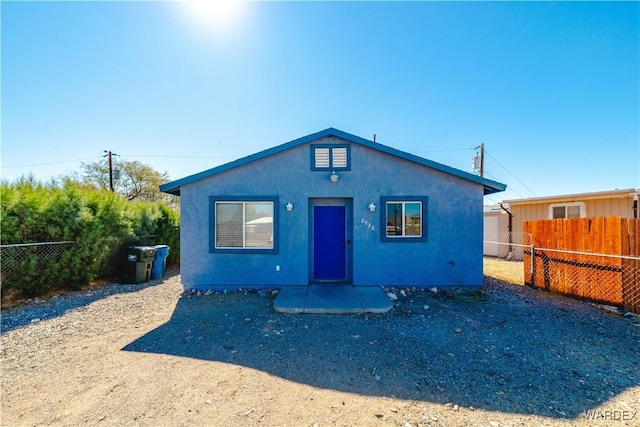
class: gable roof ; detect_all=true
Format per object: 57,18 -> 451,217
160,127 -> 506,196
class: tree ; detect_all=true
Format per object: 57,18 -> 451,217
69,158 -> 179,208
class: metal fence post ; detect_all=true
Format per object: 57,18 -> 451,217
530,243 -> 535,288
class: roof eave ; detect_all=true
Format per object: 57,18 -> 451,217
159,127 -> 507,196
505,188 -> 639,204
483,182 -> 507,196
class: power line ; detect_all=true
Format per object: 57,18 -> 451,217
483,170 -> 529,199
412,147 -> 471,154
484,196 -> 501,205
4,154 -> 231,169
484,150 -> 537,197
119,154 -> 230,159
3,156 -> 103,169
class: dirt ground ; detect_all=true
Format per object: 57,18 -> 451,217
1,272 -> 639,426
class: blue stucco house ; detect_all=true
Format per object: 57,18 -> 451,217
160,128 -> 505,291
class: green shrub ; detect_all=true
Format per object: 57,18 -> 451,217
0,177 -> 180,297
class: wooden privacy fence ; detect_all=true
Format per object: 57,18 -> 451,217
523,217 -> 640,314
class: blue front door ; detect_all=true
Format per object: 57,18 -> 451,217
313,205 -> 347,280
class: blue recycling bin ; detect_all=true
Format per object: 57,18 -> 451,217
150,245 -> 170,279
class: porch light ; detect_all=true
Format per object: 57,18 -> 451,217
329,171 -> 339,182
368,202 -> 376,212
286,202 -> 293,211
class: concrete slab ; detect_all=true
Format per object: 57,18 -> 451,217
305,285 -> 362,314
355,287 -> 394,313
273,284 -> 392,314
272,286 -> 307,314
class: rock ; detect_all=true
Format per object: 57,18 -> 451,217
423,305 -> 429,310
430,287 -> 438,293
271,290 -> 279,296
387,292 -> 398,301
454,328 -> 462,333
600,305 -> 619,314
400,290 -> 406,297
205,399 -> 212,405
31,318 -> 41,323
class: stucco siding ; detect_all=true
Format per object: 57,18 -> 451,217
178,136 -> 486,290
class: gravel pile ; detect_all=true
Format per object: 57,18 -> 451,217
1,273 -> 639,426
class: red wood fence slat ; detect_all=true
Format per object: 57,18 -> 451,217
523,216 -> 639,313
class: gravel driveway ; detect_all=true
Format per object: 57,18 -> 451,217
1,271 -> 639,426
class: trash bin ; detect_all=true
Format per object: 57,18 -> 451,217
125,246 -> 157,284
150,245 -> 170,280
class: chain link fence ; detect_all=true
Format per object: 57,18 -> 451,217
527,248 -> 639,313
484,232 -> 640,313
483,232 -> 531,285
1,241 -> 76,288
1,238 -> 171,297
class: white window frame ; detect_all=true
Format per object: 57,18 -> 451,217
380,196 -> 428,242
210,197 -> 279,254
548,202 -> 586,219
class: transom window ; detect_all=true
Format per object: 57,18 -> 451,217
380,196 -> 428,242
311,144 -> 350,170
549,202 -> 585,219
210,197 -> 279,253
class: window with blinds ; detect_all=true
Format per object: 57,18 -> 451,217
311,144 -> 350,170
549,202 -> 585,219
214,201 -> 274,249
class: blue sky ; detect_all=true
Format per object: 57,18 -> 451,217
2,1 -> 638,203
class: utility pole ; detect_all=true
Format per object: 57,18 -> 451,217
103,150 -> 117,192
473,143 -> 485,177
479,143 -> 484,177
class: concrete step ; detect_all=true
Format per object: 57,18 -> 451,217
273,284 -> 392,314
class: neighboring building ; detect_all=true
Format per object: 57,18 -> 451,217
160,128 -> 506,291
483,204 -> 511,257
504,188 -> 639,236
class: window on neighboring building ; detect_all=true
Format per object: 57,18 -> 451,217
311,144 -> 350,170
549,202 -> 585,219
210,197 -> 279,253
380,196 -> 428,242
